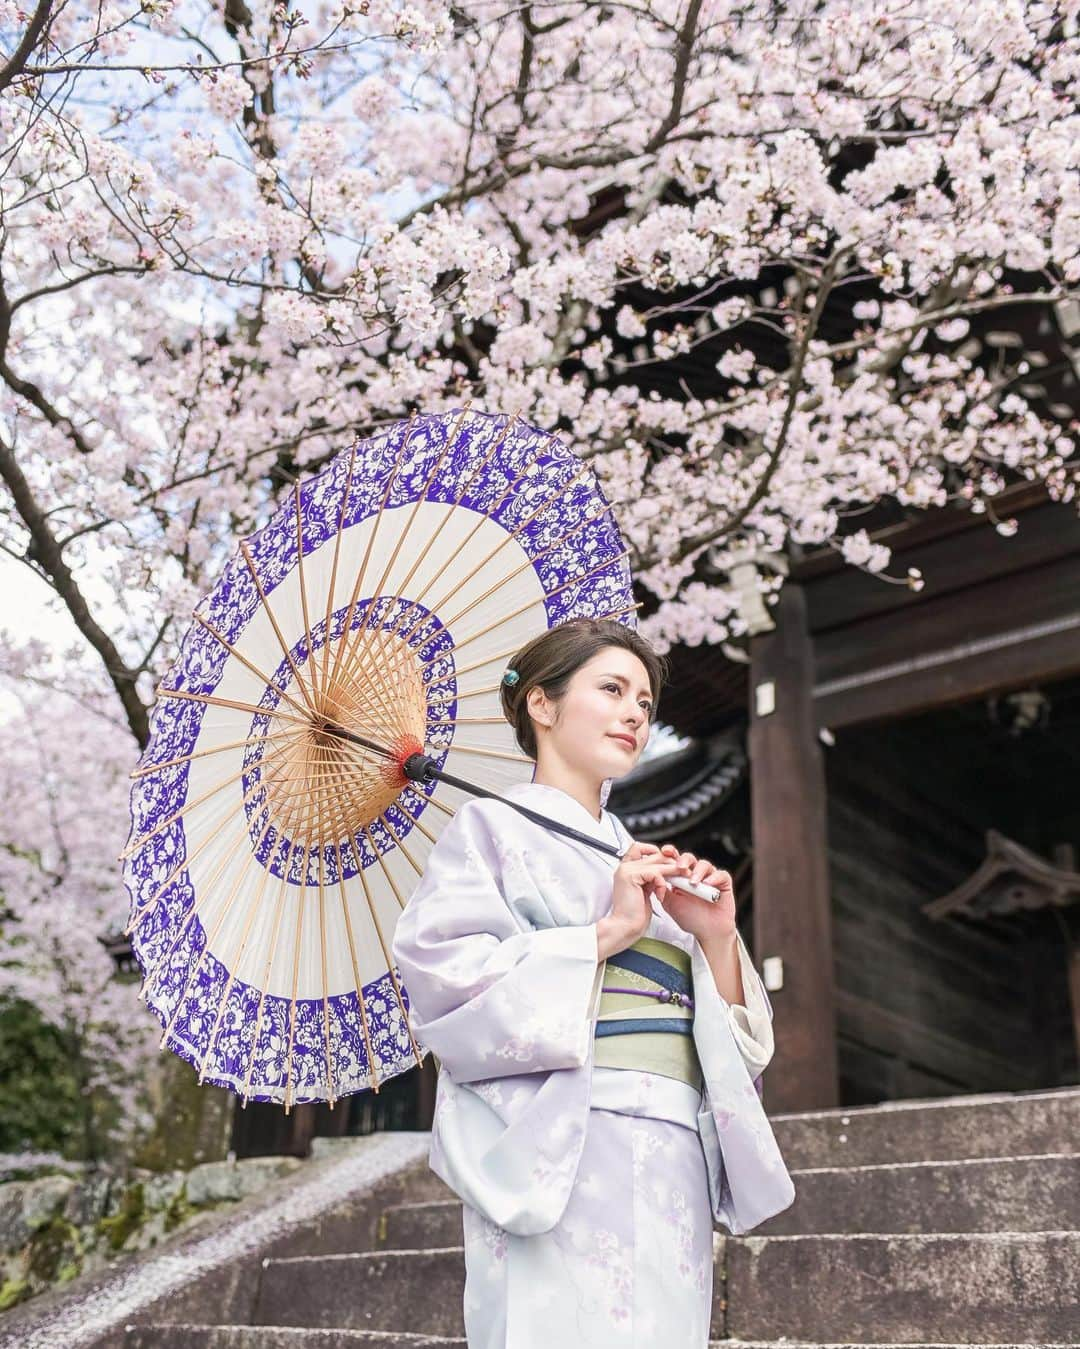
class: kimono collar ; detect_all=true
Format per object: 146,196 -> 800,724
502,781 -> 632,853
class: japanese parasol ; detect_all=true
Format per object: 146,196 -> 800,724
121,408 -> 637,1109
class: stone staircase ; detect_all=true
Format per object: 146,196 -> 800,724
7,1087 -> 1077,1348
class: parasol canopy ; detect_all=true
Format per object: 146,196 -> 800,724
121,408 -> 636,1109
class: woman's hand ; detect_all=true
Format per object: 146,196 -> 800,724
654,843 -> 738,944
596,841 -> 681,960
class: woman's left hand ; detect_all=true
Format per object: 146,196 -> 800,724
654,843 -> 737,942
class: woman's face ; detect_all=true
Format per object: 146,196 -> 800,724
529,646 -> 654,778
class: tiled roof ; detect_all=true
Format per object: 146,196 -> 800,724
611,743 -> 747,837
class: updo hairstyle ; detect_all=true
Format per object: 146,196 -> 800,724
499,618 -> 668,760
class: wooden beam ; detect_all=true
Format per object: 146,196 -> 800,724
814,554 -> 1080,729
748,584 -> 839,1110
806,500 -> 1080,635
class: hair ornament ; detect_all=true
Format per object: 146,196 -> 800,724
501,667 -> 520,687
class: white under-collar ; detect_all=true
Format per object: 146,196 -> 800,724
503,780 -> 630,850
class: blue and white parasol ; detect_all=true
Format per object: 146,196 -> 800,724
121,409 -> 636,1109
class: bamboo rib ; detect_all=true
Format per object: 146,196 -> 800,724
332,835 -> 379,1094
239,540 -> 320,719
333,409 -> 522,690
388,791 -> 452,846
256,746 -> 393,846
409,787 -> 457,818
129,732 -> 300,781
435,504 -> 615,638
379,451 -> 579,673
418,549 -> 632,679
193,830 -> 283,1088
320,448 -> 358,706
424,716 -> 509,727
377,422 -> 551,660
240,825 -> 305,1104
440,602 -> 643,693
156,687 -> 315,733
350,829 -> 424,1069
353,406 -> 495,663
422,596 -> 641,696
314,757 -> 335,1107
372,807 -> 425,880
137,800 -> 273,1000
125,762 -> 281,936
154,803 -> 279,1044
327,450 -> 440,720
192,612 -> 314,726
323,413 -> 419,733
320,635 -> 417,775
405,462 -> 595,659
328,409 -> 468,694
282,807 -> 309,1114
120,730 -> 302,861
294,480 -> 324,714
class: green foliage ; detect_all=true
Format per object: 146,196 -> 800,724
0,999 -> 83,1155
0,1277 -> 30,1312
26,1215 -> 82,1284
97,1181 -> 145,1252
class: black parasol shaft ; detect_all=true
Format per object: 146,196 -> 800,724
321,722 -> 622,861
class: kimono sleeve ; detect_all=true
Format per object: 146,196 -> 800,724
692,928 -> 795,1234
724,932 -> 774,1080
391,799 -> 604,1085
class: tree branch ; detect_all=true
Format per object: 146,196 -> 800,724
0,0 -> 52,96
0,433 -> 148,746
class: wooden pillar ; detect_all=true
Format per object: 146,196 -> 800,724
748,583 -> 839,1110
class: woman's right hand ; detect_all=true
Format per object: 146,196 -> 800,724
596,843 -> 682,960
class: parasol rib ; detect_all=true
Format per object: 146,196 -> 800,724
351,829 -> 425,1068
332,834 -> 380,1092
239,539 -> 321,719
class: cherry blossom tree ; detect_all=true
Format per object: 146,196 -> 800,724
0,673 -> 156,1158
0,0 -> 1078,1143
2,0 -> 1078,720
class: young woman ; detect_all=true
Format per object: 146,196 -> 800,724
392,618 -> 794,1348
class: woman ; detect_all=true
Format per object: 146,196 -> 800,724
392,617 -> 794,1348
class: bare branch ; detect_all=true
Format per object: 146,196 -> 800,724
0,433 -> 148,746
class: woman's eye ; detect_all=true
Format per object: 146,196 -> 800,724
604,683 -> 651,714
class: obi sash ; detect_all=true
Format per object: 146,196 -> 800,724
594,936 -> 702,1091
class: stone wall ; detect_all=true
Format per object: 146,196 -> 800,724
0,1154 -> 300,1312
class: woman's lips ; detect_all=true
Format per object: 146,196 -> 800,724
609,734 -> 636,750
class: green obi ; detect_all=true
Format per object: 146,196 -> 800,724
594,936 -> 702,1091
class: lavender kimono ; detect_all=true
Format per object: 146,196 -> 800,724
392,781 -> 795,1347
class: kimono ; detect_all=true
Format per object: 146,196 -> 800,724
391,781 -> 795,1348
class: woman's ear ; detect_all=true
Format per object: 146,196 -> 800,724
527,685 -> 552,728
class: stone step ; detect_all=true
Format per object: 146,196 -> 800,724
255,1250 -> 466,1339
122,1332 -> 1078,1349
255,1233 -> 1080,1343
725,1232 -> 1080,1343
125,1330 -> 467,1348
380,1200 -> 462,1250
377,1152 -> 1079,1249
770,1085 -> 1080,1169
123,1332 -> 1079,1349
760,1152 -> 1079,1235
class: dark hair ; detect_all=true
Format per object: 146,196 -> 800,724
499,618 -> 669,760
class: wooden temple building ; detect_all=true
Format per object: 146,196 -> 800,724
617,480 -> 1080,1114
